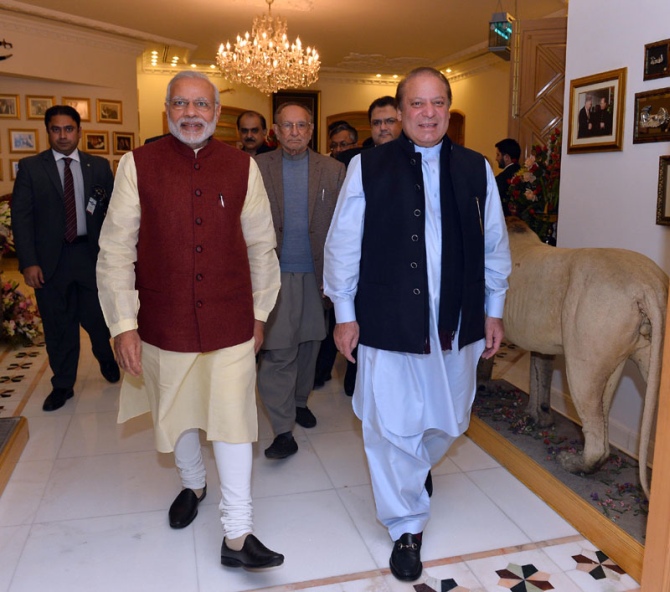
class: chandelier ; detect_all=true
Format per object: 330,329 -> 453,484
216,0 -> 320,95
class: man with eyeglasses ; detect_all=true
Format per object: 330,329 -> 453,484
255,102 -> 346,459
11,104 -> 120,412
328,120 -> 358,157
236,110 -> 274,156
96,71 -> 284,570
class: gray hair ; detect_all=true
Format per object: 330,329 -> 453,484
165,71 -> 220,106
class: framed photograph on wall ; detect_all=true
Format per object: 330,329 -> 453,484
656,156 -> 670,225
567,68 -> 626,153
112,132 -> 134,154
0,94 -> 20,119
83,130 -> 109,154
9,129 -> 38,153
644,39 -> 670,81
63,97 -> 91,122
633,87 -> 670,144
271,90 -> 320,152
10,160 -> 20,181
26,95 -> 55,119
97,99 -> 122,124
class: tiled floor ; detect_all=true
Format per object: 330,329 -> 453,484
0,259 -> 641,592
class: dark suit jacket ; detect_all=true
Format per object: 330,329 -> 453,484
254,148 -> 345,299
11,149 -> 114,280
495,162 -> 520,216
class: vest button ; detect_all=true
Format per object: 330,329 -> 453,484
196,300 -> 203,308
415,184 -> 422,192
410,262 -> 418,269
194,163 -> 201,170
413,288 -> 421,295
195,189 -> 202,197
196,274 -> 203,281
410,158 -> 416,165
196,245 -> 203,253
414,209 -> 421,217
195,217 -> 202,225
411,234 -> 419,242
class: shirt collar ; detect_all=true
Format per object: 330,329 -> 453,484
52,148 -> 80,163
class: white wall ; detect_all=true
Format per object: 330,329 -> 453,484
554,0 -> 670,457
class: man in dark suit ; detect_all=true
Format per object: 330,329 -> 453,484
494,137 -> 521,216
255,102 -> 345,459
11,105 -> 119,411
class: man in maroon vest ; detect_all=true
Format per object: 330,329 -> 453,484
96,71 -> 283,570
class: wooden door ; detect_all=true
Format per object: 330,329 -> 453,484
508,17 -> 567,155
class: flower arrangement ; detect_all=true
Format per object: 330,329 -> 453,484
1,277 -> 42,346
0,201 -> 15,255
507,128 -> 561,244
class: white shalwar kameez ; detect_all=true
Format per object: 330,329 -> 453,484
323,144 -> 511,541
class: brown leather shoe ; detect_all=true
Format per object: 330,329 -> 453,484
221,534 -> 284,569
168,485 -> 206,528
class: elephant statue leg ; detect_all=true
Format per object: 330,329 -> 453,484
527,352 -> 555,427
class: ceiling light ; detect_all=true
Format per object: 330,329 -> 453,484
489,11 -> 514,61
216,0 -> 320,95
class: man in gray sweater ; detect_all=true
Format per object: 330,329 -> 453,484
255,102 -> 346,459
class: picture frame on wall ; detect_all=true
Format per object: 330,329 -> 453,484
644,39 -> 670,81
0,94 -> 20,119
10,160 -> 20,181
112,132 -> 134,154
567,67 -> 626,154
63,97 -> 91,122
633,87 -> 670,144
271,90 -> 320,152
97,99 -> 122,124
656,156 -> 670,225
83,130 -> 109,154
9,129 -> 38,153
26,95 -> 55,119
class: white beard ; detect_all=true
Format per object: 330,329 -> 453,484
168,115 -> 217,149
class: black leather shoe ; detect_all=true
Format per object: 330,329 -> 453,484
389,532 -> 423,582
99,360 -> 121,383
264,433 -> 298,459
221,534 -> 284,570
42,388 -> 74,412
295,406 -> 316,428
425,470 -> 433,498
168,485 -> 207,528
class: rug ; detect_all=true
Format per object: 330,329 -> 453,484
0,339 -> 48,418
473,379 -> 647,544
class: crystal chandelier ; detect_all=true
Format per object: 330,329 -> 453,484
216,0 -> 320,95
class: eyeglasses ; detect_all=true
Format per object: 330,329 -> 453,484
277,121 -> 311,132
329,141 -> 356,150
169,98 -> 213,112
371,117 -> 398,128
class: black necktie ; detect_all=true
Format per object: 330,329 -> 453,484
63,157 -> 77,242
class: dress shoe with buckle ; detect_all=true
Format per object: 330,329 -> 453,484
221,534 -> 284,570
264,432 -> 298,459
42,387 -> 74,412
425,470 -> 433,498
99,360 -> 121,383
295,406 -> 316,428
168,485 -> 207,529
389,532 -> 423,582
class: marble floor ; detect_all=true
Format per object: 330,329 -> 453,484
0,265 -> 641,591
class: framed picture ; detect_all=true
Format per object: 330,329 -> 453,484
112,160 -> 120,175
113,132 -> 134,154
656,156 -> 670,225
10,160 -> 20,181
272,90 -> 320,152
63,97 -> 90,122
83,130 -> 109,154
644,39 -> 670,81
26,95 -> 55,119
567,68 -> 626,153
633,87 -> 670,144
8,129 -> 38,153
97,99 -> 122,124
0,94 -> 20,119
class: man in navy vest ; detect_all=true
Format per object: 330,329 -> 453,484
324,67 -> 511,582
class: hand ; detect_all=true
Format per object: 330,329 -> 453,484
481,317 -> 504,359
22,265 -> 44,289
253,320 -> 265,354
113,330 -> 142,377
334,321 -> 359,363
